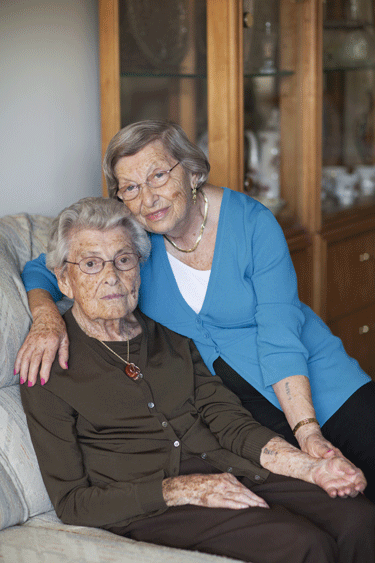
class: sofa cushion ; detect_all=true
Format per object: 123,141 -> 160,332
0,511 -> 239,563
0,213 -> 52,388
0,385 -> 53,530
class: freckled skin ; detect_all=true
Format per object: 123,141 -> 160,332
56,227 -> 141,340
162,473 -> 270,509
114,140 -> 197,239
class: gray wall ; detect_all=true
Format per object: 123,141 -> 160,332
0,0 -> 102,217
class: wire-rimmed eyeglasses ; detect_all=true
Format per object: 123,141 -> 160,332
117,162 -> 180,201
64,253 -> 140,275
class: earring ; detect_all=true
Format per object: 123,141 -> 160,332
192,184 -> 197,204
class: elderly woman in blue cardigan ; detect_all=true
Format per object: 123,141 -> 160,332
16,120 -> 375,503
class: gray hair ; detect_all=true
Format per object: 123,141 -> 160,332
46,197 -> 151,272
103,120 -> 210,199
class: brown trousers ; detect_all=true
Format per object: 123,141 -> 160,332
110,458 -> 375,563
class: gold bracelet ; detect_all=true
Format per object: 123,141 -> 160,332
292,418 -> 319,436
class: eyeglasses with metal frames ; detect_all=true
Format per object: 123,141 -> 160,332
117,161 -> 180,201
64,253 -> 140,275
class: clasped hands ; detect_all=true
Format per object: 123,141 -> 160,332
163,436 -> 366,510
294,425 -> 366,498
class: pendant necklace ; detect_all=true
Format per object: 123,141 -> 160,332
164,190 -> 208,253
98,338 -> 142,380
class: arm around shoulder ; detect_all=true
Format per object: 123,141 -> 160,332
15,288 -> 69,386
22,253 -> 64,302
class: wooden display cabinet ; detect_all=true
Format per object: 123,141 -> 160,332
99,0 -> 375,376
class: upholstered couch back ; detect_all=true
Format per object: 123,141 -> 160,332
0,214 -> 55,529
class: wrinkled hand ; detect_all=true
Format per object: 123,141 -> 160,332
162,473 -> 269,509
311,456 -> 367,498
15,310 -> 69,386
298,429 -> 342,459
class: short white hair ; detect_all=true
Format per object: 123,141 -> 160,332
46,197 -> 151,272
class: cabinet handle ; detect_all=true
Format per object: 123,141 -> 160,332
359,252 -> 371,262
359,325 -> 370,334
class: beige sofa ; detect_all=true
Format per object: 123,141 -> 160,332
0,213 -> 238,563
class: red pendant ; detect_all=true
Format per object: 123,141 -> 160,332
125,363 -> 142,380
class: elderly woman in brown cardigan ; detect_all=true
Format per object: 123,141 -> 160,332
20,197 -> 374,563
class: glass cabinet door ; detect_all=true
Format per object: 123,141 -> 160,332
322,0 -> 375,220
118,0 -> 207,146
242,0 -> 301,226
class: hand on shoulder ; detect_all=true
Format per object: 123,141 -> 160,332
15,290 -> 69,386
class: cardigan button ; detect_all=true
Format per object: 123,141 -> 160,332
226,467 -> 233,473
201,453 -> 207,459
148,402 -> 155,409
254,475 -> 261,481
173,441 -> 180,448
161,421 -> 168,428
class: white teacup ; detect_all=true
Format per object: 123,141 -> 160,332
321,166 -> 348,194
355,165 -> 375,196
334,171 -> 359,207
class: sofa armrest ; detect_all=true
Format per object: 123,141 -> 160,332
0,213 -> 53,388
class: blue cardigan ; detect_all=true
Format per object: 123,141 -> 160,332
22,188 -> 370,425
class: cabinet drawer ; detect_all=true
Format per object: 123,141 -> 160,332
329,305 -> 375,380
326,230 -> 375,321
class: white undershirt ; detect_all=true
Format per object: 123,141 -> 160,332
167,252 -> 211,314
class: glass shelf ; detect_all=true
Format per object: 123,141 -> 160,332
324,63 -> 375,71
324,20 -> 375,28
323,16 -> 375,71
121,72 -> 207,79
120,70 -> 294,80
244,69 -> 294,78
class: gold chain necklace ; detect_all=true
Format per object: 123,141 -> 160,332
98,338 -> 143,380
163,190 -> 208,253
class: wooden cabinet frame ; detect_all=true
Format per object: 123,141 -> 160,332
99,0 -> 120,195
206,0 -> 243,191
